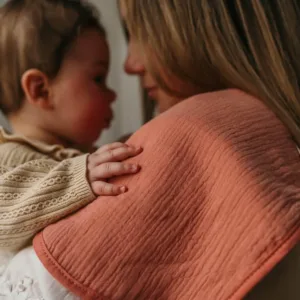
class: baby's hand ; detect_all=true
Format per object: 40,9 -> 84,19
87,142 -> 142,196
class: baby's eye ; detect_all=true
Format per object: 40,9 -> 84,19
94,76 -> 105,84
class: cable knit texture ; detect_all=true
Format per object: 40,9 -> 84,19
0,128 -> 95,251
34,90 -> 300,300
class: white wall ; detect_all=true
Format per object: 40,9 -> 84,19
0,0 -> 10,131
0,0 -> 143,145
0,0 -> 16,130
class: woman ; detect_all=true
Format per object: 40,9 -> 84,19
2,0 -> 300,299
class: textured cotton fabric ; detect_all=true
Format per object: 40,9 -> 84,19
34,90 -> 300,300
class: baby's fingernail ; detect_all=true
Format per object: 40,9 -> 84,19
130,164 -> 139,171
130,146 -> 142,151
119,186 -> 127,193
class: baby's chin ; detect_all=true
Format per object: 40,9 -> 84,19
74,142 -> 97,153
73,134 -> 102,152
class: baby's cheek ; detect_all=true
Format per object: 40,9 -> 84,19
71,96 -> 108,140
81,111 -> 105,136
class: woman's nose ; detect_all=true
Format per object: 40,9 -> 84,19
124,52 -> 145,75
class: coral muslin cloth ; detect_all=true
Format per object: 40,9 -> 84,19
34,90 -> 300,299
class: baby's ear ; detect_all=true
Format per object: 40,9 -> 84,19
21,69 -> 53,110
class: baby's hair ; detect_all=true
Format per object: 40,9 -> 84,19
0,0 -> 105,114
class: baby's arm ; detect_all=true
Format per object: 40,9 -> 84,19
0,142 -> 141,250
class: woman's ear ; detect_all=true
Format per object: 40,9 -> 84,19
21,69 -> 54,110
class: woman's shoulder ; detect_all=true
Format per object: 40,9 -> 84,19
158,89 -> 282,133
130,89 -> 293,164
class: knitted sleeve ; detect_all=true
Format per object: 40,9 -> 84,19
0,142 -> 95,251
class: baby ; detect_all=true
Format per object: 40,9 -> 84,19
0,0 -> 141,252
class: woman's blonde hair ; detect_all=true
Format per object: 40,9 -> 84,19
0,0 -> 105,114
124,0 -> 300,145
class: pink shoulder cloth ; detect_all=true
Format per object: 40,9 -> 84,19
34,90 -> 300,300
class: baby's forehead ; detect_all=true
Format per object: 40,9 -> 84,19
67,28 -> 109,67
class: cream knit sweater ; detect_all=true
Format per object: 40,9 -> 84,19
0,127 -> 95,251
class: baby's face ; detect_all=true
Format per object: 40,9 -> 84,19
50,28 -> 116,147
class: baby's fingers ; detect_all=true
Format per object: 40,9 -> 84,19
95,146 -> 143,165
96,142 -> 126,154
90,162 -> 140,181
91,181 -> 127,196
